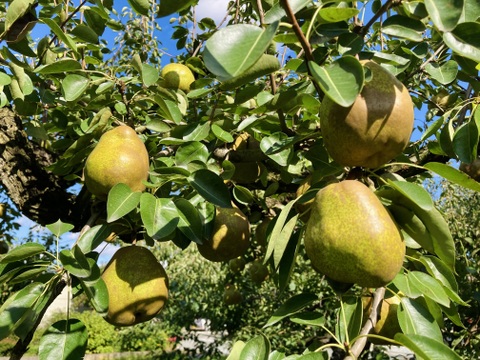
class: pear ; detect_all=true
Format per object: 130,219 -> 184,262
161,63 -> 195,92
304,180 -> 405,288
224,284 -> 243,306
0,203 -> 5,218
363,293 -> 402,344
320,60 -> 414,168
229,257 -> 246,273
84,126 -> 149,200
197,207 -> 250,262
102,245 -> 169,326
0,240 -> 8,254
248,260 -> 269,285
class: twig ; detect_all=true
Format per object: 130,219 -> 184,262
355,0 -> 401,37
344,287 -> 386,359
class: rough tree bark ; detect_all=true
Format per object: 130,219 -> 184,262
0,107 -> 88,230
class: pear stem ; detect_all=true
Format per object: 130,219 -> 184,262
344,287 -> 386,360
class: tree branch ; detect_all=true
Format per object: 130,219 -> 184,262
355,0 -> 402,37
0,108 -> 90,231
345,287 -> 386,359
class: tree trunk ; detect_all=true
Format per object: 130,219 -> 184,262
0,107 -> 89,230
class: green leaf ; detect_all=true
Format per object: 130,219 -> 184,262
425,60 -> 458,85
204,22 -> 279,81
443,22 -> 480,62
452,119 -> 479,163
264,0 -> 311,24
189,169 -> 232,208
70,24 -> 99,43
79,277 -> 109,314
211,124 -> 234,142
62,74 -> 89,102
290,312 -> 325,327
233,185 -> 255,205
76,224 -> 112,254
140,193 -> 179,240
226,340 -> 246,360
273,214 -> 299,269
175,141 -> 209,167
175,198 -> 203,244
0,282 -> 45,340
424,0 -> 463,31
318,7 -> 360,23
40,18 -> 77,53
392,273 -> 424,299
385,180 -> 434,211
264,293 -> 317,328
0,243 -> 45,264
157,0 -> 196,17
39,319 -> 88,360
336,297 -> 363,345
240,334 -> 270,360
382,15 -> 426,42
395,333 -> 462,360
4,0 -> 36,31
59,248 -> 91,279
106,183 -> 142,222
260,132 -> 293,167
398,297 -> 443,342
424,162 -> 480,192
264,200 -> 297,263
406,271 -> 450,307
142,63 -> 159,87
46,219 -> 74,238
128,0 -> 150,16
153,95 -> 183,124
35,58 -> 82,74
219,54 -> 280,90
278,231 -> 301,294
309,56 -> 364,107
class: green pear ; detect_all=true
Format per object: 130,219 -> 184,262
84,126 -> 150,200
229,257 -> 246,273
363,293 -> 402,344
248,260 -> 269,285
102,245 -> 169,327
320,60 -> 414,168
161,63 -> 195,92
304,180 -> 405,288
197,207 -> 250,262
224,284 -> 243,306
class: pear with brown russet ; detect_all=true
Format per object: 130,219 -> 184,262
102,246 -> 169,327
320,60 -> 414,168
84,126 -> 150,200
304,180 -> 405,288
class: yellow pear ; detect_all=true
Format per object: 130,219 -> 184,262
161,63 -> 195,92
197,207 -> 250,262
84,126 -> 150,200
304,180 -> 405,288
102,246 -> 169,326
0,203 -> 5,218
363,293 -> 402,344
320,60 -> 414,168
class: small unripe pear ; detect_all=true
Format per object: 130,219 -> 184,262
161,63 -> 195,92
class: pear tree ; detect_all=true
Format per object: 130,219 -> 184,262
0,0 -> 479,359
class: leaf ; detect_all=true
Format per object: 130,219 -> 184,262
153,95 -> 183,124
62,74 -> 89,102
277,229 -> 301,293
189,169 -> 232,208
79,277 -> 109,314
76,224 -> 112,254
382,15 -> 426,42
128,0 -> 150,16
175,141 -> 209,167
406,271 -> 451,307
46,219 -> 74,237
39,319 -> 88,360
318,7 -> 360,23
336,297 -> 363,345
4,0 -> 36,31
204,22 -> 279,81
395,333 -> 462,360
211,123 -> 234,142
106,183 -> 142,222
385,180 -> 434,211
142,63 -> 159,87
240,334 -> 270,360
59,248 -> 91,279
393,273 -> 424,299
264,200 -> 297,263
290,312 -> 325,327
140,193 -> 179,240
39,18 -> 77,53
0,282 -> 45,340
175,198 -> 203,244
264,0 -> 311,24
226,340 -> 246,360
0,243 -> 45,264
260,132 -> 293,167
157,0 -> 196,18
425,60 -> 459,85
443,22 -> 480,62
398,297 -> 443,342
424,162 -> 480,192
452,119 -> 479,163
424,0 -> 464,32
273,214 -> 299,269
309,56 -> 364,107
70,24 -> 99,44
219,54 -> 280,90
264,293 -> 317,328
233,185 -> 255,205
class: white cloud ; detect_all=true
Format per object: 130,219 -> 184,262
195,0 -> 231,24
